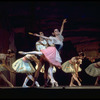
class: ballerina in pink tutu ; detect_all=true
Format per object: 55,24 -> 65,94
19,44 -> 62,87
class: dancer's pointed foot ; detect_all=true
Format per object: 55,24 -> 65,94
50,80 -> 58,87
69,83 -> 76,87
35,81 -> 40,87
94,83 -> 99,86
78,83 -> 82,86
9,83 -> 14,88
22,84 -> 29,88
54,81 -> 58,87
11,85 -> 14,88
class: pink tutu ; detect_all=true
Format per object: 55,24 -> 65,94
41,47 -> 62,68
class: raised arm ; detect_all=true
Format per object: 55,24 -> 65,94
60,19 -> 67,34
28,32 -> 51,40
18,51 -> 43,55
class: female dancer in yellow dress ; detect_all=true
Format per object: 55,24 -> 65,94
12,54 -> 40,87
85,61 -> 100,86
62,52 -> 84,86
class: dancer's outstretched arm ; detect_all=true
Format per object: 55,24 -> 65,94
60,18 -> 67,34
18,51 -> 43,55
29,32 -> 51,40
34,33 -> 52,41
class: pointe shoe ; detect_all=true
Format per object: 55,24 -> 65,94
51,82 -> 54,87
50,80 -> 54,87
50,80 -> 58,87
11,85 -> 14,88
35,81 -> 40,87
69,84 -> 76,87
94,83 -> 99,86
78,83 -> 82,86
8,82 -> 14,88
22,84 -> 29,88
10,84 -> 14,88
54,81 -> 58,87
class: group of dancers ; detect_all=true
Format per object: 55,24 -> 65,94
0,18 -> 100,88
17,18 -> 67,87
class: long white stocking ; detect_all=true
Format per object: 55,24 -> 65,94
27,74 -> 34,81
22,77 -> 29,87
27,74 -> 40,87
48,66 -> 54,81
48,66 -> 58,87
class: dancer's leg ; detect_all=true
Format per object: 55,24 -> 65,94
0,72 -> 14,87
44,60 -> 49,87
22,76 -> 29,87
69,74 -> 76,86
34,81 -> 40,87
48,66 -> 54,80
27,74 -> 34,81
73,74 -> 81,86
95,76 -> 100,86
32,55 -> 44,87
48,66 -> 58,87
34,62 -> 43,81
27,74 -> 40,87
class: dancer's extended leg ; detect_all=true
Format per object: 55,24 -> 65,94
0,72 -> 14,87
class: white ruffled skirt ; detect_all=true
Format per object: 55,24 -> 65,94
12,58 -> 35,74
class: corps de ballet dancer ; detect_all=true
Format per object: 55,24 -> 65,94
12,54 -> 40,87
85,61 -> 100,86
62,52 -> 84,86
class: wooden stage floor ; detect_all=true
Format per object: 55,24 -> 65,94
0,85 -> 100,99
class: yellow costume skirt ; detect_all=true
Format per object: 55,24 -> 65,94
62,60 -> 82,73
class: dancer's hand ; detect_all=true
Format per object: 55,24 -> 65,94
11,71 -> 16,74
18,51 -> 23,54
28,32 -> 34,36
63,19 -> 67,23
18,51 -> 26,55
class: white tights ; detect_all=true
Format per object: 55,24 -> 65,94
48,66 -> 58,87
22,74 -> 40,87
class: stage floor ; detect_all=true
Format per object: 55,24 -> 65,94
0,85 -> 100,89
0,85 -> 100,99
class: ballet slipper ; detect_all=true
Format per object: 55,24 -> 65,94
54,81 -> 58,87
22,84 -> 29,88
94,83 -> 99,86
10,84 -> 14,88
78,83 -> 82,86
50,80 -> 58,87
69,83 -> 76,87
35,81 -> 40,87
